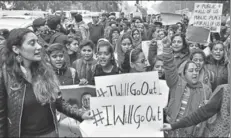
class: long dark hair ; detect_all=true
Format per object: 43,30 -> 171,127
2,28 -> 60,105
171,33 -> 189,54
121,48 -> 143,73
97,41 -> 116,66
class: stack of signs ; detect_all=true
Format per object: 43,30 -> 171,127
80,72 -> 169,137
186,26 -> 210,44
193,3 -> 223,32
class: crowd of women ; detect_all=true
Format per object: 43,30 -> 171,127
0,10 -> 230,137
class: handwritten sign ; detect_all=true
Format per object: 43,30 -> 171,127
80,96 -> 165,137
186,26 -> 210,44
193,3 -> 223,32
95,72 -> 160,97
141,41 -> 150,66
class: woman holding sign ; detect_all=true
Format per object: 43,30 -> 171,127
0,28 -> 92,137
162,37 -> 212,137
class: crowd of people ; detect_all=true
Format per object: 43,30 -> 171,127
0,9 -> 230,137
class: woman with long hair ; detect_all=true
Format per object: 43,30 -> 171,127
206,41 -> 228,91
130,28 -> 142,49
0,28 -> 92,137
115,33 -> 133,70
170,33 -> 190,73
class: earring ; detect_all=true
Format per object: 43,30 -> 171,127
16,54 -> 22,64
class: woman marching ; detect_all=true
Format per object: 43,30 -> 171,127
162,37 -> 212,137
0,28 -> 92,137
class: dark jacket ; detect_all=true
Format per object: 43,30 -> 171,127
0,65 -> 83,137
205,56 -> 228,91
54,65 -> 80,85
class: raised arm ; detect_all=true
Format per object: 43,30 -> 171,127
162,38 -> 179,88
148,39 -> 158,65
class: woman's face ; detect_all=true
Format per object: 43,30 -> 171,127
134,19 -> 141,27
81,45 -> 93,61
189,43 -> 200,52
131,52 -> 147,72
171,36 -> 184,52
191,53 -> 204,71
98,46 -> 112,67
17,32 -> 42,62
121,38 -> 132,53
185,63 -> 200,84
69,40 -> 79,52
158,30 -> 165,40
49,51 -> 65,69
177,23 -> 182,30
152,60 -> 165,78
211,43 -> 224,61
168,30 -> 174,38
112,31 -> 120,40
133,30 -> 140,41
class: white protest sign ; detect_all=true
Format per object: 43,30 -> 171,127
80,96 -> 165,137
95,71 -> 160,97
141,41 -> 150,66
193,3 -> 223,32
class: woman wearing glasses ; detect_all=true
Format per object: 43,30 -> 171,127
121,48 -> 148,73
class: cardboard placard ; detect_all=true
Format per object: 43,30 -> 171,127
186,26 -> 210,44
193,3 -> 223,32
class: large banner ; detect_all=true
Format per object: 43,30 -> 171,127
193,3 -> 223,32
79,96 -> 165,137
